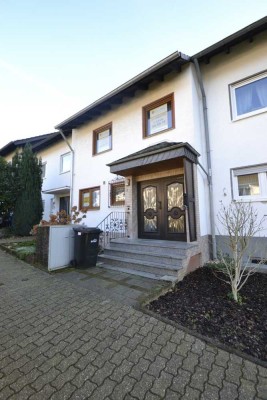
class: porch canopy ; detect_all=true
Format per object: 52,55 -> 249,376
107,142 -> 199,177
42,186 -> 70,195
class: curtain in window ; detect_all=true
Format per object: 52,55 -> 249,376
236,77 -> 267,115
236,83 -> 254,115
255,77 -> 267,108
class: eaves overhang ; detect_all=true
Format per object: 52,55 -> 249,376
0,131 -> 71,158
192,16 -> 267,63
107,142 -> 199,177
55,51 -> 190,131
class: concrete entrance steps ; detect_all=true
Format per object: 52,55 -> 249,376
98,238 -> 199,282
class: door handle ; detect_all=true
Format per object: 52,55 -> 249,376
158,201 -> 162,210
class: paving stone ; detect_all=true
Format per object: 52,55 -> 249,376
238,378 -> 257,400
164,353 -> 184,376
257,376 -> 267,399
75,350 -> 98,370
29,383 -> 56,400
215,349 -> 230,368
9,385 -> 36,399
225,361 -> 242,385
164,388 -> 182,399
258,366 -> 267,378
0,369 -> 23,391
0,385 -> 15,399
71,364 -> 98,388
176,340 -> 192,357
183,386 -> 201,399
243,359 -> 258,382
10,368 -> 42,393
50,382 -> 76,400
150,370 -> 173,397
50,365 -> 79,390
71,380 -> 97,399
170,369 -> 191,395
201,383 -> 220,400
190,366 -> 209,391
129,357 -> 150,381
130,373 -> 154,400
31,367 -> 60,391
220,381 -> 239,400
199,349 -> 216,370
208,364 -> 225,388
128,344 -> 147,364
147,355 -> 167,378
111,376 -> 136,400
91,361 -> 115,386
90,377 -> 117,400
182,351 -> 199,372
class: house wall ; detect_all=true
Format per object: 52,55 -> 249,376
72,65 -> 209,239
200,31 -> 267,252
37,139 -> 72,220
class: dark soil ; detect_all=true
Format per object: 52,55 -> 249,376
148,267 -> 267,362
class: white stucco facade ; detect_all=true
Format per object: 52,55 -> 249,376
200,30 -> 267,236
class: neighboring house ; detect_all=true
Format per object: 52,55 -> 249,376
54,17 -> 267,279
0,132 -> 72,221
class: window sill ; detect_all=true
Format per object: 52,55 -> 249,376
233,197 -> 267,203
232,107 -> 267,122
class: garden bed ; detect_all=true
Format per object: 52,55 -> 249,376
147,267 -> 267,362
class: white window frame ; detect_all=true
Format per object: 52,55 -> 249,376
60,152 -> 71,174
230,71 -> 267,121
231,164 -> 267,202
41,162 -> 46,179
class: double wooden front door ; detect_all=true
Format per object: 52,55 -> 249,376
138,177 -> 186,241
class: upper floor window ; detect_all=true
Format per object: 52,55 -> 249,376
41,163 -> 46,179
230,72 -> 267,120
143,93 -> 175,137
79,187 -> 100,210
231,164 -> 267,201
60,152 -> 71,173
93,123 -> 112,155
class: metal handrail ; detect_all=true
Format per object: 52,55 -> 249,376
97,211 -> 128,248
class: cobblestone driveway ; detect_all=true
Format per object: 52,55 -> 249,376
0,250 -> 266,399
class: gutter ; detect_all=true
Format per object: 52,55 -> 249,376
58,130 -> 74,213
192,58 -> 217,259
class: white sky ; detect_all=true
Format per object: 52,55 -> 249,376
0,0 -> 266,148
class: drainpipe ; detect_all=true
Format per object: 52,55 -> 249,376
58,129 -> 74,213
192,58 -> 217,259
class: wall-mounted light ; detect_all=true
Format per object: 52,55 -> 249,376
125,179 -> 131,186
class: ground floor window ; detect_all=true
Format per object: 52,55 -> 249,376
109,180 -> 125,207
79,187 -> 100,210
231,164 -> 267,201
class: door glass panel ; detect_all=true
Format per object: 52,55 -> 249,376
167,183 -> 183,210
168,216 -> 185,233
143,186 -> 157,211
144,216 -> 158,232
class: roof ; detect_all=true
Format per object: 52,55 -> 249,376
108,141 -> 199,176
0,131 -> 71,157
55,17 -> 267,132
55,52 -> 190,130
193,16 -> 267,62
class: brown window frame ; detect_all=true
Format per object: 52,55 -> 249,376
142,93 -> 175,138
109,181 -> 125,207
93,122 -> 112,155
79,186 -> 100,210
